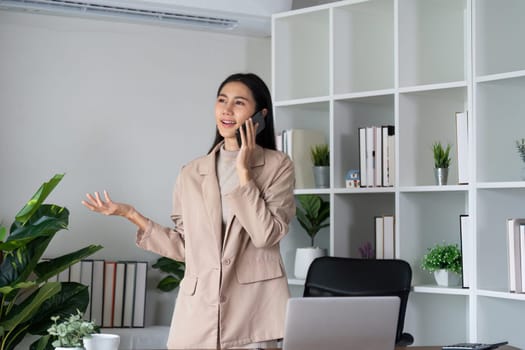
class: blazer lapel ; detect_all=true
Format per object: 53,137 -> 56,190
198,144 -> 223,255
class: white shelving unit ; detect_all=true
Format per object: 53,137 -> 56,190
272,0 -> 525,347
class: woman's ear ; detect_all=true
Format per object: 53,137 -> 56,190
261,108 -> 268,118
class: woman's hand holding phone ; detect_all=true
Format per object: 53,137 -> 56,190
236,112 -> 264,186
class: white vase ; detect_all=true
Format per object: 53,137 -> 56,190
294,247 -> 326,279
83,334 -> 120,350
433,269 -> 461,287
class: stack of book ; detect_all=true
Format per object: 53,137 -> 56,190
358,125 -> 395,188
507,218 -> 525,293
375,215 -> 395,259
48,259 -> 148,328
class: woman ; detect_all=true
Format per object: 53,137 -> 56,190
82,73 -> 296,349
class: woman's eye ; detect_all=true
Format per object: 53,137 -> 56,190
217,97 -> 226,103
235,100 -> 245,106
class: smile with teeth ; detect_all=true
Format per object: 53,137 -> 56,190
222,119 -> 237,128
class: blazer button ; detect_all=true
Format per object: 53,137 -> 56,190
220,295 -> 227,303
223,258 -> 231,265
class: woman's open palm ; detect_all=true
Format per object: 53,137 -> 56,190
82,190 -> 131,217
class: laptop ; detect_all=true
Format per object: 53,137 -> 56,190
282,296 -> 400,350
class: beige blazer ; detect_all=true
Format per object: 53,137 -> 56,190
136,142 -> 296,349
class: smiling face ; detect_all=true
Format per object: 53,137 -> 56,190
215,81 -> 257,150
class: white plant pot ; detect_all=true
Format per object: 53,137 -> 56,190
294,247 -> 327,279
83,334 -> 120,350
433,269 -> 461,287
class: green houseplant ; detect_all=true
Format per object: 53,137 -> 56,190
421,243 -> 462,287
516,139 -> 525,181
310,144 -> 329,167
294,195 -> 330,279
432,142 -> 452,185
0,174 -> 103,350
310,144 -> 330,188
47,310 -> 96,349
432,142 -> 451,169
152,257 -> 185,292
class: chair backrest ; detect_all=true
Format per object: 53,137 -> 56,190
303,256 -> 413,346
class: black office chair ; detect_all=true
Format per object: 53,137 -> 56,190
303,256 -> 414,347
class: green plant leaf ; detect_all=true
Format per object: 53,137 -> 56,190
1,205 -> 69,251
27,282 -> 90,335
151,257 -> 185,274
0,282 -> 61,331
34,245 -> 103,282
0,226 -> 7,242
157,275 -> 182,292
15,174 -> 64,226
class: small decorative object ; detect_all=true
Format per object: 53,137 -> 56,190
311,143 -> 330,188
83,333 -> 120,350
152,256 -> 185,292
358,241 -> 374,259
421,242 -> 462,287
47,309 -> 96,349
433,141 -> 451,185
516,138 -> 525,180
345,169 -> 360,188
294,194 -> 330,279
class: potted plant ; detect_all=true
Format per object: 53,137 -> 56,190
294,194 -> 330,279
47,310 -> 96,350
310,144 -> 330,188
421,242 -> 462,287
516,138 -> 525,180
432,141 -> 451,185
0,174 -> 103,350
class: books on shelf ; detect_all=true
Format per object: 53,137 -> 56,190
133,261 -> 148,328
507,218 -> 525,293
80,260 -> 94,321
358,125 -> 395,187
455,111 -> 469,184
278,129 -> 326,189
49,258 -> 149,328
459,215 -> 472,288
375,215 -> 395,259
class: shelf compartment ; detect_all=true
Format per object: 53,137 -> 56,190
333,94 -> 394,189
474,0 -> 525,77
398,191 -> 468,285
273,9 -> 329,102
477,188 -> 525,292
333,0 -> 394,94
476,75 -> 525,183
405,293 -> 467,345
477,296 -> 525,348
398,0 -> 468,87
333,192 -> 394,258
399,86 -> 468,187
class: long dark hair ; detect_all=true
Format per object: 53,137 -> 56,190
208,73 -> 276,154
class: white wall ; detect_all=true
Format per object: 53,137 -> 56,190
0,10 -> 270,326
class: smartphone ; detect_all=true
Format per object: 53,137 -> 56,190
236,110 -> 266,146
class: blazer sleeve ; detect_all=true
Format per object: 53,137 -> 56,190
226,154 -> 296,248
135,172 -> 186,261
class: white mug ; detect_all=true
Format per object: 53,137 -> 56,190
83,333 -> 120,350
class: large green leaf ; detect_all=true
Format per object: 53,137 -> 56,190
34,245 -> 103,282
151,257 -> 185,275
1,205 -> 69,251
28,282 -> 90,335
15,174 -> 64,226
0,282 -> 61,330
157,275 -> 182,292
0,235 -> 54,290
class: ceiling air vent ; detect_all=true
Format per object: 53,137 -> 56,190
0,0 -> 239,30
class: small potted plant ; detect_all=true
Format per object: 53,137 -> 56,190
421,242 -> 462,287
47,310 -> 96,349
310,144 -> 330,188
432,141 -> 451,185
294,194 -> 330,279
516,138 -> 525,180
